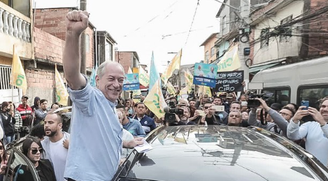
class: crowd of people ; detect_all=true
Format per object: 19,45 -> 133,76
0,10 -> 327,181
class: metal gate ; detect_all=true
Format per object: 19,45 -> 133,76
0,65 -> 20,103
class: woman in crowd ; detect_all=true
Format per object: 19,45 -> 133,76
0,139 -> 8,180
14,136 -> 56,181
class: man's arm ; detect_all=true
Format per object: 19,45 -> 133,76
63,10 -> 89,90
287,106 -> 309,140
123,137 -> 144,149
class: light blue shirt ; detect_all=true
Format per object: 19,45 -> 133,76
64,83 -> 123,180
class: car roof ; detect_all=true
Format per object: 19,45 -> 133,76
117,125 -> 328,181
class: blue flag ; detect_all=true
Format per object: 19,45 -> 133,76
149,51 -> 160,90
90,66 -> 97,87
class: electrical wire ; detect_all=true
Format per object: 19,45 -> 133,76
184,0 -> 201,46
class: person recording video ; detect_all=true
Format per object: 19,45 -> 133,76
248,98 -> 293,136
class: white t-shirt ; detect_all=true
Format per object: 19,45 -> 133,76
42,132 -> 69,181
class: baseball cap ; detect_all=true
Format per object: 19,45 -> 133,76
270,103 -> 282,111
21,95 -> 29,99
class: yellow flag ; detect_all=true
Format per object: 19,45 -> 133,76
198,86 -> 212,97
184,69 -> 193,92
139,66 -> 149,87
162,49 -> 182,84
127,67 -> 133,74
166,81 -> 176,96
179,86 -> 189,96
55,64 -> 69,106
10,46 -> 27,94
217,44 -> 241,72
144,80 -> 167,118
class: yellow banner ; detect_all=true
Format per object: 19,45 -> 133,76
162,49 -> 182,84
217,44 -> 241,72
55,64 -> 69,106
139,66 -> 149,87
198,86 -> 212,97
10,46 -> 27,94
166,81 -> 176,96
144,80 -> 167,118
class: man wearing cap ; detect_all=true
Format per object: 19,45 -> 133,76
16,96 -> 33,136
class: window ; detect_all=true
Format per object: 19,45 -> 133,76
211,47 -> 216,57
222,15 -> 226,31
297,85 -> 328,109
263,87 -> 291,107
85,34 -> 90,53
105,40 -> 112,62
0,0 -> 30,17
205,51 -> 209,63
279,15 -> 293,42
260,28 -> 270,48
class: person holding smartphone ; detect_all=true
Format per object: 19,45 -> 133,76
287,97 -> 328,166
248,98 -> 292,136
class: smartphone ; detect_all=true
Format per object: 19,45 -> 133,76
196,110 -> 206,116
301,100 -> 309,110
241,101 -> 248,107
212,105 -> 225,112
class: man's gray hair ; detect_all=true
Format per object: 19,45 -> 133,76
97,61 -> 125,78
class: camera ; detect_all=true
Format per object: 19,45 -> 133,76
247,91 -> 273,108
164,107 -> 184,124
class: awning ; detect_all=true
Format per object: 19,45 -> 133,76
249,62 -> 280,75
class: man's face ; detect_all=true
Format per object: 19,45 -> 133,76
279,108 -> 293,121
189,101 -> 196,108
44,114 -> 62,137
96,64 -> 125,102
40,101 -> 48,111
204,103 -> 215,115
136,104 -> 146,115
228,111 -> 241,126
213,98 -> 222,105
22,98 -> 28,106
230,103 -> 241,111
320,100 -> 328,121
180,107 -> 190,121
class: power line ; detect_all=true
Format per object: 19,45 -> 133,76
184,0 -> 201,46
123,0 -> 179,37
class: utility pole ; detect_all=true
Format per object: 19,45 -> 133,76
239,0 -> 251,90
80,0 -> 87,74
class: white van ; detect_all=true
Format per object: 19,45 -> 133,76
250,56 -> 328,108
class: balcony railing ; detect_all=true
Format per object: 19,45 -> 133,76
0,6 -> 31,43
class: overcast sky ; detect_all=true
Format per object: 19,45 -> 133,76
35,0 -> 221,72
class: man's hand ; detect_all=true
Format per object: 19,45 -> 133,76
63,139 -> 70,149
308,107 -> 326,126
66,10 -> 89,36
292,106 -> 309,123
256,98 -> 270,111
123,137 -> 144,149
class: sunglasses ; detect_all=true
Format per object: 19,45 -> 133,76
204,106 -> 210,109
31,148 -> 43,154
229,115 -> 239,118
0,146 -> 3,150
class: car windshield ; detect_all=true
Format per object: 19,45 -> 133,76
116,125 -> 327,181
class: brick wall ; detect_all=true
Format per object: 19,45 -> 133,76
308,0 -> 328,56
116,52 -> 132,73
34,9 -> 71,41
25,68 -> 55,104
34,27 -> 64,63
34,8 -> 94,69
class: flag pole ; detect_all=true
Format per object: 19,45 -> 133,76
11,44 -> 15,103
